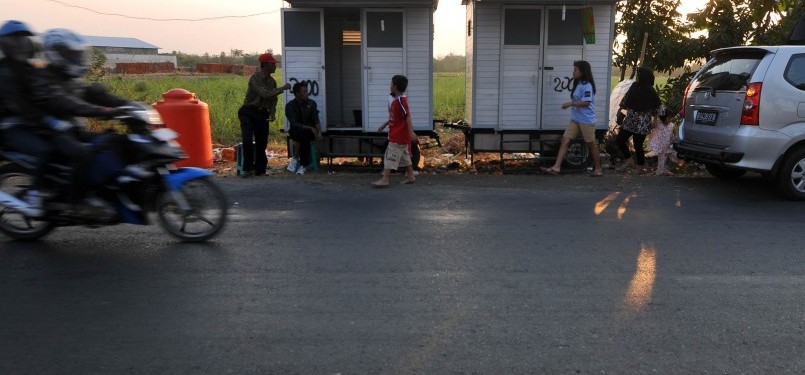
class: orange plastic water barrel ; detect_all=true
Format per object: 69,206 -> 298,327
153,88 -> 213,168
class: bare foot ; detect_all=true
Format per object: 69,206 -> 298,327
372,179 -> 390,187
401,177 -> 416,185
617,158 -> 635,172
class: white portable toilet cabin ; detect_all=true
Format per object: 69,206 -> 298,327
281,0 -> 439,158
460,0 -> 617,164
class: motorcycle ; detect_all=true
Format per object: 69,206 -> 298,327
0,103 -> 228,242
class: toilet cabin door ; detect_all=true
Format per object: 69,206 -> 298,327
540,6 -> 586,130
282,8 -> 327,130
363,9 -> 406,132
498,6 -> 543,130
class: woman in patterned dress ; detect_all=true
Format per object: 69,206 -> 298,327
616,67 -> 664,174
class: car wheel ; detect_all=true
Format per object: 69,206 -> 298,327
777,146 -> 805,200
705,163 -> 746,180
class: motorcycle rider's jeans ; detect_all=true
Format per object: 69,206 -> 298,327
0,125 -> 52,190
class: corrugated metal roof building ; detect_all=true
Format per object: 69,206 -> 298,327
83,35 -> 161,55
82,35 -> 176,71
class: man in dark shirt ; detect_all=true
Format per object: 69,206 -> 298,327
284,83 -> 322,175
238,53 -> 290,177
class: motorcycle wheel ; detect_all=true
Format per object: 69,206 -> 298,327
563,138 -> 591,168
0,164 -> 55,240
156,177 -> 228,242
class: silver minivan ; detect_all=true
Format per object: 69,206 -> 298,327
675,46 -> 805,200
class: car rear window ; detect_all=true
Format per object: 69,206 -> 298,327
693,51 -> 767,91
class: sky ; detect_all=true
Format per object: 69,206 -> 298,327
3,0 -> 705,57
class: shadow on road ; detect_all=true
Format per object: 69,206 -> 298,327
0,239 -> 228,266
674,174 -> 785,202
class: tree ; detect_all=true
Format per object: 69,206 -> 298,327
168,49 -> 282,70
614,0 -> 804,113
747,0 -> 804,45
614,0 -> 696,80
688,0 -> 750,59
745,0 -> 801,44
690,0 -> 802,54
86,48 -> 107,82
172,51 -> 204,71
433,53 -> 465,73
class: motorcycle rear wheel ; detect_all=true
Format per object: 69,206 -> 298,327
156,177 -> 228,242
0,164 -> 55,240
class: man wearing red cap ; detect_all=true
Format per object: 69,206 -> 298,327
237,53 -> 290,177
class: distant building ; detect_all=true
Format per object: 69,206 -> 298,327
83,35 -> 177,69
83,35 -> 160,54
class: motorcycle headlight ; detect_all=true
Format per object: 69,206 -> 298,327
125,102 -> 163,125
152,127 -> 179,141
136,108 -> 163,125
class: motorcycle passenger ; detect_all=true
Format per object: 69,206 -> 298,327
0,20 -> 56,216
36,28 -> 128,210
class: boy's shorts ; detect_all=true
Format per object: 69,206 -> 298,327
563,120 -> 596,142
383,142 -> 412,170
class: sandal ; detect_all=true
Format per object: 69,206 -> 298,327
540,166 -> 560,175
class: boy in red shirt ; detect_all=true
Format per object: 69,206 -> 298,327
372,75 -> 417,187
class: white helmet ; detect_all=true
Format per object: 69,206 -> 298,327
43,28 -> 88,77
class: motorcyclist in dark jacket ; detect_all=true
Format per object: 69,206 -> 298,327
35,28 -> 129,210
1,24 -> 127,216
0,20 -> 55,216
39,29 -> 129,119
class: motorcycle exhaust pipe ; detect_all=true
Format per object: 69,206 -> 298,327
0,191 -> 39,217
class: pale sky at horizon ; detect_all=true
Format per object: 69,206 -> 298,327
3,0 -> 704,57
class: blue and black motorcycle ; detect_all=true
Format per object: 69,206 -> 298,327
0,103 -> 228,242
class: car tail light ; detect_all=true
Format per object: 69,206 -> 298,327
740,83 -> 762,125
680,83 -> 691,118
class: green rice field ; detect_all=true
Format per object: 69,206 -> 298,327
99,70 -> 671,147
100,71 -> 467,146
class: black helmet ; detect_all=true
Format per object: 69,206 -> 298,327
0,20 -> 40,62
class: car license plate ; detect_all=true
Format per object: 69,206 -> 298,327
695,111 -> 718,126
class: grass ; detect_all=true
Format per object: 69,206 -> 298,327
100,70 -> 466,146
433,73 -> 465,123
99,72 -> 284,147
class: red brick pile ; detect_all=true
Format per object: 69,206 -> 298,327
115,62 -> 176,74
196,63 -> 258,75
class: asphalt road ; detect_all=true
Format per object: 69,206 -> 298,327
1,171 -> 804,374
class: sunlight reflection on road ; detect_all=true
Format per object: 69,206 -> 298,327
594,191 -> 621,216
617,192 -> 638,220
624,244 -> 657,313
